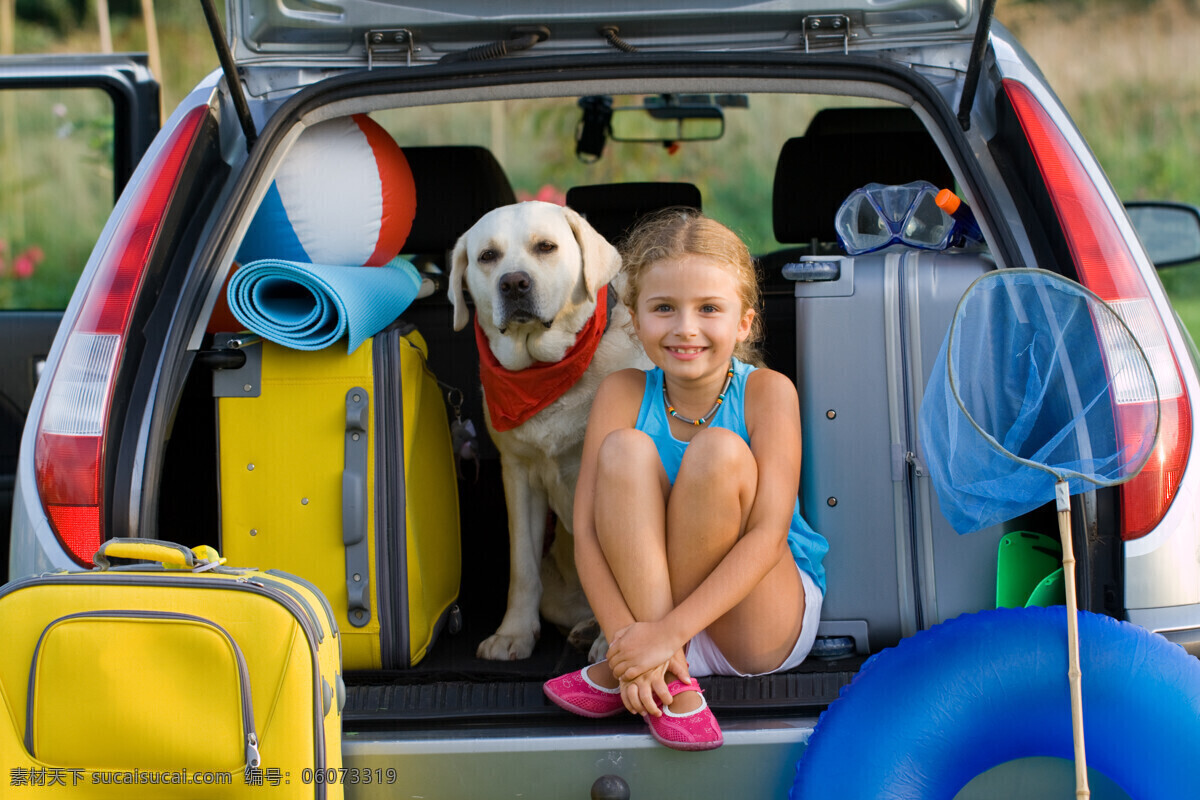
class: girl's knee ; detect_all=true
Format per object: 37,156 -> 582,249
678,428 -> 754,480
596,428 -> 659,480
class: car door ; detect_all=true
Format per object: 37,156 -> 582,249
0,54 -> 159,577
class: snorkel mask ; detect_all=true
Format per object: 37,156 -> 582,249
835,180 -> 956,255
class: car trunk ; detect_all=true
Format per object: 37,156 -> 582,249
161,278 -> 864,726
144,32 -> 1106,770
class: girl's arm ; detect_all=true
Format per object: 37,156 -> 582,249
740,367 -> 804,560
607,368 -> 801,680
572,369 -> 646,644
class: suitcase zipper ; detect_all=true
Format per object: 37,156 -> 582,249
26,609 -> 261,769
230,576 -> 328,795
372,330 -> 394,666
265,568 -> 340,639
893,256 -> 926,632
253,573 -> 327,644
373,324 -> 411,667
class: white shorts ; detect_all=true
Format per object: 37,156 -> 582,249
685,563 -> 823,678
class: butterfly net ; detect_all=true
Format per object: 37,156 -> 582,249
919,269 -> 1160,534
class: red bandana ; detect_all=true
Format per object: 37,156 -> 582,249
475,285 -> 609,432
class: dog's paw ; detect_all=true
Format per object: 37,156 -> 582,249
476,631 -> 538,661
587,631 -> 609,664
566,616 -> 602,652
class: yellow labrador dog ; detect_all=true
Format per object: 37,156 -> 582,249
450,201 -> 649,661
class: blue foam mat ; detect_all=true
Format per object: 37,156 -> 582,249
227,257 -> 422,353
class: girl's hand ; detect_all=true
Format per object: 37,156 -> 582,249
618,662 -> 671,716
617,649 -> 693,716
666,648 -> 693,689
607,621 -> 680,684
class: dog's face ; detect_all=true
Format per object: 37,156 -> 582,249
450,201 -> 621,368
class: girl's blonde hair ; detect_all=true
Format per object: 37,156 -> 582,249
619,208 -> 764,365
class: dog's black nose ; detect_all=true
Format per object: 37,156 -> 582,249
499,271 -> 532,298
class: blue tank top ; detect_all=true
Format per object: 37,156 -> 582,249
634,358 -> 828,594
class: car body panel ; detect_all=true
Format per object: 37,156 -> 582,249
229,0 -> 981,65
342,720 -> 815,798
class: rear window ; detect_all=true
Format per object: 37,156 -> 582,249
372,93 -> 897,255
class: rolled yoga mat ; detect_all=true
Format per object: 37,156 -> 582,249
227,257 -> 422,353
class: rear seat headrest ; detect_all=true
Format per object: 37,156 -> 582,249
402,146 -> 517,254
566,182 -> 702,245
804,106 -> 930,136
773,108 -> 955,245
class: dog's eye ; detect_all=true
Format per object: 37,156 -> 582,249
479,248 -> 499,263
536,240 -> 558,254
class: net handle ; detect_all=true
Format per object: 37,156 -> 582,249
1057,481 -> 1090,799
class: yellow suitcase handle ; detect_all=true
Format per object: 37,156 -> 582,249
93,539 -> 225,571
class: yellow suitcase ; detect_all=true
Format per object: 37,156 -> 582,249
0,539 -> 343,799
216,322 -> 461,669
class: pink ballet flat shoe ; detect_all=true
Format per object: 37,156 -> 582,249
543,663 -> 625,718
643,679 -> 723,751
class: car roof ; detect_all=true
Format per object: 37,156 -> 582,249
227,0 -> 984,67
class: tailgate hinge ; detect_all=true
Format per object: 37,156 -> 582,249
802,14 -> 851,54
366,28 -> 416,68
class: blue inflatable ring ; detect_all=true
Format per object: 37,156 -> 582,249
791,607 -> 1200,799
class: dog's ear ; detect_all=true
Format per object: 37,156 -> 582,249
448,234 -> 471,332
563,206 -> 621,302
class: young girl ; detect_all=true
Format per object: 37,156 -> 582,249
543,210 -> 828,751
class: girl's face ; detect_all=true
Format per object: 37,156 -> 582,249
631,254 -> 754,380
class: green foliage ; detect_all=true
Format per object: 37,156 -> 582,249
1078,83 -> 1200,204
0,89 -> 115,309
1156,262 -> 1200,338
14,0 -> 86,34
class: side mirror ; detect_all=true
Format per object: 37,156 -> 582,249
1125,201 -> 1200,269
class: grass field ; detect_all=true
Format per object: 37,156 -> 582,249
1006,0 -> 1200,334
3,1 -> 1199,332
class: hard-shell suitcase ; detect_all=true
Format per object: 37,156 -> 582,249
0,539 -> 343,799
793,249 -> 1006,652
215,321 -> 461,670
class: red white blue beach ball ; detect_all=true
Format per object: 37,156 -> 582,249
236,114 -> 417,267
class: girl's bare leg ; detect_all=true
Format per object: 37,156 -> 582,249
588,428 -> 673,689
667,427 -> 805,684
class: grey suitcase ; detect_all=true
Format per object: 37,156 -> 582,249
792,249 -> 1005,652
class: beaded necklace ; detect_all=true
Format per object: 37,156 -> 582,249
662,359 -> 736,427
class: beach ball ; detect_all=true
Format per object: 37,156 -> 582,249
236,114 -> 417,266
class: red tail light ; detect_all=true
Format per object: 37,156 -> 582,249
34,105 -> 209,566
1004,79 -> 1191,540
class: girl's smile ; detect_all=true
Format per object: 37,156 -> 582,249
632,254 -> 754,401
